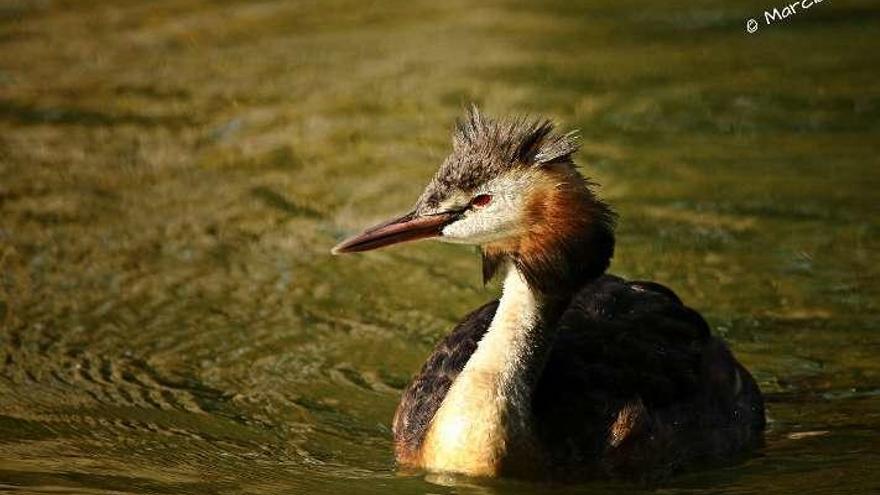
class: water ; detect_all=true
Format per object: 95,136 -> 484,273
1,0 -> 878,493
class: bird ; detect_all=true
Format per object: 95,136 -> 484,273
331,107 -> 765,481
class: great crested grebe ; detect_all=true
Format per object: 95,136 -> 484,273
332,107 -> 765,480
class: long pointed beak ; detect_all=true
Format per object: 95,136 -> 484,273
331,210 -> 457,254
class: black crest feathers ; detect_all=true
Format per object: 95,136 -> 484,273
451,105 -> 580,167
417,106 -> 582,211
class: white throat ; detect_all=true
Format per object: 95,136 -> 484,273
419,265 -> 555,476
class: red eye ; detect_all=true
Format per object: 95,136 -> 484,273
470,194 -> 492,208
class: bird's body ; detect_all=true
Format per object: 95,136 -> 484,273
333,107 -> 765,480
392,271 -> 764,479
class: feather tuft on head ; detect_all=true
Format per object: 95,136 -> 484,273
451,105 -> 580,168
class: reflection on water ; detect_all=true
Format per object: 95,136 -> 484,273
0,0 -> 877,493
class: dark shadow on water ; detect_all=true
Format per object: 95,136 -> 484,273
0,469 -> 238,494
112,84 -> 192,100
251,186 -> 324,219
0,99 -> 195,128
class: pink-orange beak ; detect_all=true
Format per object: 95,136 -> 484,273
331,210 -> 457,254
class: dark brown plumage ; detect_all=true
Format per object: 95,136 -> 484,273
393,275 -> 764,479
333,107 -> 765,481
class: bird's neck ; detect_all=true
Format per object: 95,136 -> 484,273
466,264 -> 565,400
419,264 -> 569,476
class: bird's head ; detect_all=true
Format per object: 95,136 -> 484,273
332,107 -> 615,292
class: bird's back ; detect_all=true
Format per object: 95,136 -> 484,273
392,274 -> 765,479
534,275 -> 764,478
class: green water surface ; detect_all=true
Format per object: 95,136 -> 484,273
1,1 -> 878,493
